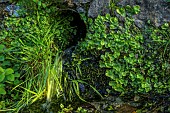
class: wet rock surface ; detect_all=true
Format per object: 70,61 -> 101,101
0,3 -> 24,20
79,96 -> 140,113
118,0 -> 170,27
66,0 -> 170,27
0,3 -> 6,19
0,0 -> 9,3
88,0 -> 111,17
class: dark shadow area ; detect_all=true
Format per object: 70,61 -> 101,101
61,10 -> 87,49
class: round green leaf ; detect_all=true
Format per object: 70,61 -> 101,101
38,1 -> 42,6
14,73 -> 20,77
5,68 -> 14,75
14,79 -> 20,85
133,5 -> 140,14
0,44 -> 5,52
114,51 -> 120,58
105,13 -> 110,20
116,8 -> 126,17
129,53 -> 134,57
0,56 -> 5,61
101,40 -> 105,45
6,74 -> 15,81
0,73 -> 5,82
42,3 -> 47,8
0,83 -> 5,87
0,87 -> 6,95
0,67 -> 4,73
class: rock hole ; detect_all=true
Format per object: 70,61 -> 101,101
61,10 -> 87,49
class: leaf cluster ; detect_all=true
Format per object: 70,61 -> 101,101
0,44 -> 20,96
77,5 -> 170,94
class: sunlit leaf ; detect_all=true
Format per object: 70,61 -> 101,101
0,44 -> 5,52
6,74 -> 15,81
116,8 -> 126,17
0,73 -> 5,82
133,5 -> 140,14
105,13 -> 110,20
0,67 -> 4,73
5,68 -> 14,75
0,87 -> 6,95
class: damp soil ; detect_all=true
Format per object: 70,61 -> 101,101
0,2 -> 9,20
19,93 -> 170,113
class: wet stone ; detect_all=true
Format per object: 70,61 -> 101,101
88,0 -> 111,18
117,0 -> 170,27
0,0 -> 9,3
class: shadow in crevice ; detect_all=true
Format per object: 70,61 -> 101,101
62,10 -> 87,49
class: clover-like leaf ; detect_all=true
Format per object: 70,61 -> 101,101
106,70 -> 115,79
6,74 -> 15,81
14,79 -> 20,85
100,40 -> 105,45
0,67 -> 4,73
136,74 -> 144,80
129,53 -> 134,58
5,68 -> 14,75
0,83 -> 5,87
133,5 -> 140,14
113,51 -> 120,58
109,81 -> 116,87
0,44 -> 5,52
116,8 -> 126,17
105,13 -> 110,20
14,73 -> 20,77
0,56 -> 5,61
0,73 -> 5,82
0,87 -> 6,95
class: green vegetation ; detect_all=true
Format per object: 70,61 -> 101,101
0,44 -> 20,95
0,0 -> 169,112
0,0 -> 77,112
76,4 -> 170,95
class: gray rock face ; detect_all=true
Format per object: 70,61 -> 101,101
0,0 -> 9,3
118,0 -> 170,26
71,0 -> 111,16
71,0 -> 91,13
70,0 -> 170,27
73,0 -> 91,4
88,0 -> 110,17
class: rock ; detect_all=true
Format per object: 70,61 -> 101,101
0,2 -> 9,20
116,104 -> 136,113
67,0 -> 170,27
117,0 -> 170,27
5,5 -> 20,17
73,0 -> 91,4
76,6 -> 86,13
134,19 -> 145,28
72,0 -> 91,13
71,0 -> 111,17
0,0 -> 9,3
88,0 -> 111,18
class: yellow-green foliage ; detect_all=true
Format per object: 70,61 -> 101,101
76,5 -> 170,94
0,0 -> 75,111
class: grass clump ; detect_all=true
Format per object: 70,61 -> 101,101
0,0 -> 76,112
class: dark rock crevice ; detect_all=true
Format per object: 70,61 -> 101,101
59,10 -> 87,50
